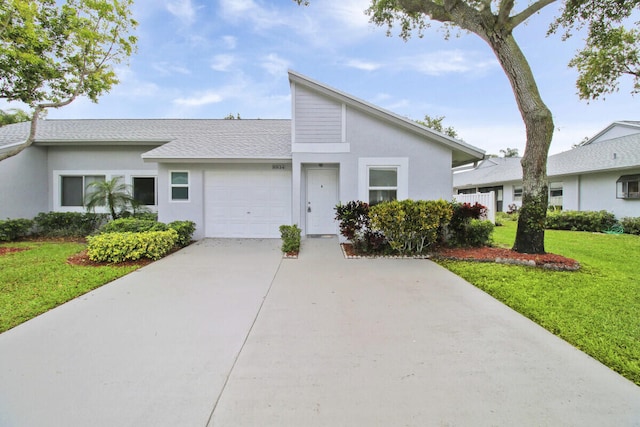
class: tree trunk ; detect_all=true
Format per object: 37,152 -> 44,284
0,107 -> 42,162
484,32 -> 554,254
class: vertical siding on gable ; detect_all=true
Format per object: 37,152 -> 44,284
294,85 -> 343,144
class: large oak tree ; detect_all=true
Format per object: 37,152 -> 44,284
296,0 -> 639,254
0,0 -> 137,161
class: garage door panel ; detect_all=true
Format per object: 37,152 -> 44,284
204,166 -> 292,238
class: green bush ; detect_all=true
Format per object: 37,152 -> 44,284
168,220 -> 196,247
463,219 -> 495,247
34,212 -> 107,237
86,230 -> 178,263
279,224 -> 301,253
621,217 -> 640,235
369,199 -> 452,254
0,218 -> 34,241
100,218 -> 168,234
546,210 -> 617,232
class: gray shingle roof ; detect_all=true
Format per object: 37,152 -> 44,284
453,132 -> 640,187
0,119 -> 292,159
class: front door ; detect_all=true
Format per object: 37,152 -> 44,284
306,168 -> 338,235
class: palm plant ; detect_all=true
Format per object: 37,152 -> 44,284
85,177 -> 134,220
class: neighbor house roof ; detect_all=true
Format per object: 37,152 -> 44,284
0,119 -> 292,161
288,70 -> 485,167
453,132 -> 640,188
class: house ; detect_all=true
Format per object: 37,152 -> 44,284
453,121 -> 640,219
0,71 -> 485,239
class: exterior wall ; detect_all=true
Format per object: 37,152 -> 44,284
0,146 -> 48,219
579,170 -> 640,218
560,176 -> 580,211
591,125 -> 640,143
157,163 -> 206,240
292,85 -> 343,144
47,145 -> 158,213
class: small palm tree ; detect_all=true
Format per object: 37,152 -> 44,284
85,178 -> 134,220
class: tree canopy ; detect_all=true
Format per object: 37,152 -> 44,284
0,0 -> 137,161
416,114 -> 461,139
0,108 -> 30,126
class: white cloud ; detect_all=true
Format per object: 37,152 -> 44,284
173,91 -> 224,107
322,0 -> 371,30
211,55 -> 236,72
219,0 -> 285,30
401,50 -> 497,76
166,0 -> 197,25
346,59 -> 382,71
222,36 -> 237,50
152,62 -> 191,76
261,54 -> 291,76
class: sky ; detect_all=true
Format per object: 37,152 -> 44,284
3,0 -> 638,155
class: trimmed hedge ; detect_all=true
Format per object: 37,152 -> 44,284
0,218 -> 34,242
100,218 -> 195,247
369,199 -> 452,254
100,218 -> 168,234
87,230 -> 178,263
34,212 -> 107,237
279,224 -> 301,253
546,210 -> 617,232
621,217 -> 640,235
168,220 -> 196,247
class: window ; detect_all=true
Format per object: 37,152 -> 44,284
458,188 -> 476,195
617,175 -> 640,199
61,175 -> 105,207
513,186 -> 523,201
133,177 -> 156,206
368,167 -> 397,206
171,171 -> 189,201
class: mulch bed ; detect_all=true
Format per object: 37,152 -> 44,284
0,247 -> 30,256
341,243 -> 580,271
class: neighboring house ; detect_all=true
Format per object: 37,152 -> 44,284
453,121 -> 640,219
0,70 -> 485,239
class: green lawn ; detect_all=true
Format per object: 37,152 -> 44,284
0,241 -> 139,333
437,221 -> 640,385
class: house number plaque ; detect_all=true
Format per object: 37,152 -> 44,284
272,164 -> 286,170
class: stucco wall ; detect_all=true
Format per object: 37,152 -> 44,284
579,170 -> 640,218
156,163 -> 205,239
0,146 -> 48,219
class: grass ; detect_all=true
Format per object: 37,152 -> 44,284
437,220 -> 640,385
0,241 -> 139,333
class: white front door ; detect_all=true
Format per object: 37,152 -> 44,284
306,168 -> 338,235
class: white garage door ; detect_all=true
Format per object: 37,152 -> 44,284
204,164 -> 292,238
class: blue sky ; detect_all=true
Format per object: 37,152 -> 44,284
4,0 -> 638,155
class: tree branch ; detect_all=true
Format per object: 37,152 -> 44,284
510,0 -> 557,28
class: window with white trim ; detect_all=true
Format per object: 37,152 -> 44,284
61,175 -> 105,207
133,177 -> 156,206
617,175 -> 640,199
513,186 -> 523,201
368,167 -> 397,206
170,171 -> 189,201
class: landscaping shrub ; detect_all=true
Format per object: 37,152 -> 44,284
447,201 -> 491,246
621,217 -> 640,235
168,220 -> 196,247
0,218 -> 34,241
464,219 -> 495,247
34,212 -> 107,237
100,218 -> 168,234
334,201 -> 370,240
86,230 -> 178,263
369,199 -> 452,254
545,210 -> 617,232
279,224 -> 301,253
334,201 -> 389,253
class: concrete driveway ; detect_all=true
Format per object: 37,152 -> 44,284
1,237 -> 639,426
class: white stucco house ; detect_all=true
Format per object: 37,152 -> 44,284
0,71 -> 485,239
453,121 -> 640,219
